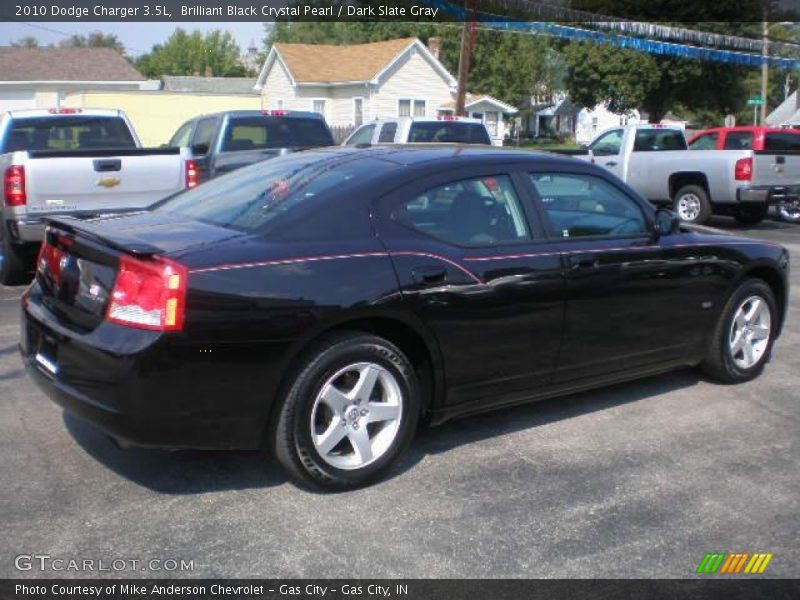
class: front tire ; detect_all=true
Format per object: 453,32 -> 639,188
673,185 -> 712,225
273,332 -> 420,489
702,279 -> 777,383
734,204 -> 768,225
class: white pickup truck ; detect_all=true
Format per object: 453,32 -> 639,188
0,108 -> 195,284
567,124 -> 800,226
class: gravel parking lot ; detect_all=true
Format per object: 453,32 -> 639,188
1,218 -> 798,579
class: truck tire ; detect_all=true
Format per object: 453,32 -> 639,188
0,222 -> 32,286
778,201 -> 800,223
735,205 -> 768,225
673,185 -> 712,225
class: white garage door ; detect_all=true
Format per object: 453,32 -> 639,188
0,90 -> 36,113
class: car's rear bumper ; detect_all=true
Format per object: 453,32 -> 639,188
20,291 -> 266,450
737,185 -> 800,205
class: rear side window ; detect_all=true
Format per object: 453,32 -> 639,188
5,116 -> 136,152
169,122 -> 193,147
394,175 -> 531,246
407,122 -> 491,144
723,132 -> 754,150
689,132 -> 718,150
377,122 -> 398,143
221,117 -> 334,151
764,132 -> 800,153
530,173 -> 647,238
191,117 -> 217,155
633,129 -> 687,151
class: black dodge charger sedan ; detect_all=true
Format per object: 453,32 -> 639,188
20,146 -> 789,488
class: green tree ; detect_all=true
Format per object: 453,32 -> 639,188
11,36 -> 39,48
60,32 -> 125,53
136,29 -> 247,78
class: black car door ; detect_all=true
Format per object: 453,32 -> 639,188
525,168 -> 714,384
374,166 -> 565,412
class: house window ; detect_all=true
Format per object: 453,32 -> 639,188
353,97 -> 364,127
398,99 -> 426,117
312,99 -> 326,116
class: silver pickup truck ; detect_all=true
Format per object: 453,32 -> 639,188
0,108 -> 195,284
567,124 -> 800,226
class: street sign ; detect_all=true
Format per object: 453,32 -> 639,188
748,95 -> 765,106
724,114 -> 736,127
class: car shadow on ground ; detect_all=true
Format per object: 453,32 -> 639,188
64,368 -> 702,495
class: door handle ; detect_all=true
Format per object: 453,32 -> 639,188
412,266 -> 447,284
604,161 -> 618,167
568,253 -> 599,270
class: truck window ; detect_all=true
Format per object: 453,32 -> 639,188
589,129 -> 623,156
221,116 -> 334,151
5,116 -> 136,152
689,132 -> 718,150
407,122 -> 491,144
723,131 -> 753,150
344,123 -> 376,146
764,132 -> 800,153
191,117 -> 217,155
633,129 -> 687,152
169,122 -> 193,147
377,122 -> 398,143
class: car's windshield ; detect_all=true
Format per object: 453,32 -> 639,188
5,116 -> 136,152
156,151 -> 390,233
408,122 -> 491,144
221,116 -> 334,151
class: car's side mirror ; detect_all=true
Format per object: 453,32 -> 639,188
654,208 -> 680,239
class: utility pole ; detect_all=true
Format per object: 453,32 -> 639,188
455,1 -> 476,116
761,18 -> 769,125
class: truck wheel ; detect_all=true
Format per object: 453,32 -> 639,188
0,223 -> 32,286
777,201 -> 800,223
734,205 -> 768,225
673,185 -> 712,225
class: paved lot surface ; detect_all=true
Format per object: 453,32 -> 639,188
1,217 -> 798,579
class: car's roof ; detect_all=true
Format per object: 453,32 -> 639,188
373,116 -> 484,124
694,126 -> 800,134
5,108 -> 121,119
308,143 -> 578,168
191,109 -> 324,120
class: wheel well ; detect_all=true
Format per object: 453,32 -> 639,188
744,267 -> 786,329
669,172 -> 709,200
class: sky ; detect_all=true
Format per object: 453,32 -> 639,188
0,22 -> 268,56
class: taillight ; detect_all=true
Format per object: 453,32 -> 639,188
107,255 -> 187,332
735,157 -> 753,181
37,241 -> 66,283
4,165 -> 26,206
185,159 -> 199,189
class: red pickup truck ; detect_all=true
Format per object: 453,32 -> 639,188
689,126 -> 800,222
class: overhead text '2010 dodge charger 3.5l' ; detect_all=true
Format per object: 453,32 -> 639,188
20,146 -> 789,488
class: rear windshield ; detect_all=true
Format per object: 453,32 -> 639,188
221,116 -> 334,151
408,122 -> 491,144
632,129 -> 687,151
156,151 -> 390,234
723,131 -> 754,150
4,116 -> 136,152
764,132 -> 800,153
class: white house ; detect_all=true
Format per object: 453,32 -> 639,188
255,37 -> 517,144
0,47 -> 157,112
437,93 -> 518,142
575,103 -> 641,144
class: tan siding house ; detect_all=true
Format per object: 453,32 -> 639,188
255,38 -> 457,128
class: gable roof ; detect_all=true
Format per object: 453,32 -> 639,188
767,89 -> 800,126
0,47 -> 145,82
162,76 -> 258,94
256,37 -> 456,88
439,93 -> 518,114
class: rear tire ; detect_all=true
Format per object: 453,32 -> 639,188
673,185 -> 712,225
273,332 -> 420,489
777,200 -> 800,223
734,205 -> 768,225
0,222 -> 32,286
702,279 -> 777,383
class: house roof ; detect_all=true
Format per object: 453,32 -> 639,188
162,76 -> 258,94
439,93 -> 518,114
767,89 -> 800,125
257,37 -> 456,88
0,47 -> 144,82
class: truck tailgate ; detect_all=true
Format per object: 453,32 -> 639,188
752,152 -> 800,188
23,148 -> 186,215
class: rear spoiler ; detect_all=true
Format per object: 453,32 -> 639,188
28,147 -> 182,159
44,215 -> 161,256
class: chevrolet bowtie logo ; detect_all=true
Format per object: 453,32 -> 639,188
97,176 -> 121,188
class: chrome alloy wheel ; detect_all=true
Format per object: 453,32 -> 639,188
310,362 -> 403,470
729,295 -> 772,370
676,193 -> 702,222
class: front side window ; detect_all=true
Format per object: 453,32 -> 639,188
530,173 -> 647,238
590,129 -> 623,156
394,175 -> 531,246
344,123 -> 375,146
169,122 -> 193,147
689,132 -> 718,150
